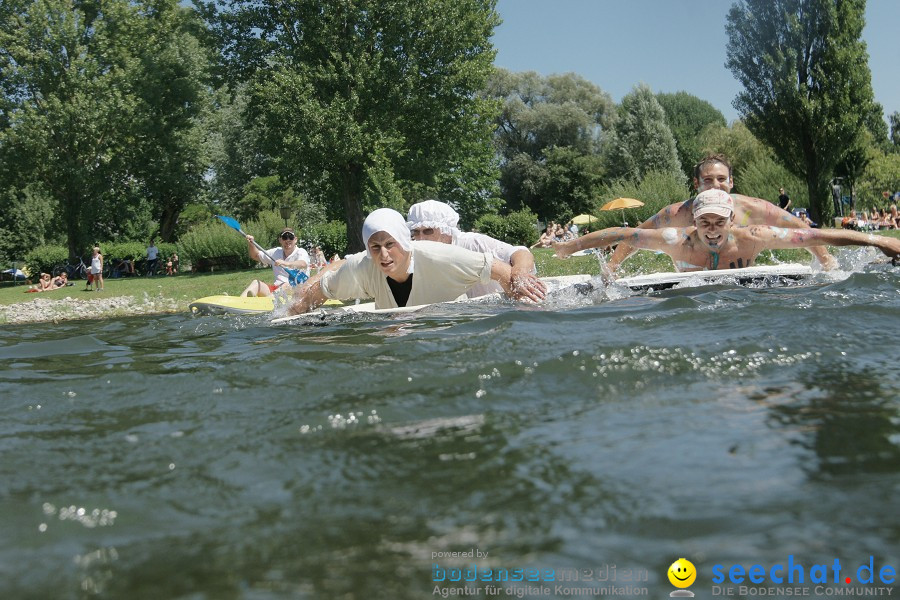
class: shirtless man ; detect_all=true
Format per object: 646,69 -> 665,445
605,154 -> 837,273
554,189 -> 900,271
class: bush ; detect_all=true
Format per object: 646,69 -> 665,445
303,221 -> 349,258
474,208 -> 540,247
24,245 -> 69,277
596,171 -> 691,229
178,220 -> 253,270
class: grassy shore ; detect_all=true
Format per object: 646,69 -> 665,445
2,229 -> 897,321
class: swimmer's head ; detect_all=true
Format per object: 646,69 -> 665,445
694,153 -> 733,193
407,200 -> 458,243
693,189 -> 734,221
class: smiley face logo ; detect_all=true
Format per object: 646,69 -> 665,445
667,558 -> 697,588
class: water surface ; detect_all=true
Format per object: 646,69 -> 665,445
1,259 -> 898,599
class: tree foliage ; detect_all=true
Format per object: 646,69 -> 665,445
485,69 -> 614,221
656,92 -> 727,181
603,84 -> 684,185
200,0 -> 501,252
726,0 -> 877,224
0,0 -> 212,261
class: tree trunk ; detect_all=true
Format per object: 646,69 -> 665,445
158,203 -> 180,242
64,195 -> 82,261
342,162 -> 366,254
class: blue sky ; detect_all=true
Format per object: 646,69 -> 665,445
492,0 -> 899,127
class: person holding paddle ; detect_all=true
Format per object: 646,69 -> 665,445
240,227 -> 310,297
554,189 -> 900,272
287,208 -> 525,315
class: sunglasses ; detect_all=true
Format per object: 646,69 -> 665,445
280,232 -> 296,241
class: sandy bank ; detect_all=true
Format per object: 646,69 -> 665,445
0,294 -> 180,325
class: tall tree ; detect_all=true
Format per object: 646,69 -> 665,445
656,91 -> 727,180
726,0 -> 877,225
202,0 -> 500,252
889,112 -> 900,150
132,0 -> 212,242
485,69 -> 614,220
0,0 -> 144,258
604,84 -> 684,185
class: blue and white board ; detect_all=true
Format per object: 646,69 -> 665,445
261,264 -> 817,323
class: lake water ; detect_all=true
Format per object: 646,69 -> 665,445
2,252 -> 899,599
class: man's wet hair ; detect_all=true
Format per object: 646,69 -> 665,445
693,154 -> 733,181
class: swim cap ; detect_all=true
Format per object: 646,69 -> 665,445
406,200 -> 459,234
362,208 -> 412,251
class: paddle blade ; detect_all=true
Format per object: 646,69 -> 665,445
287,269 -> 309,287
216,215 -> 243,233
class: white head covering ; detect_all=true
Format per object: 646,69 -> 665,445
406,200 -> 460,235
362,208 -> 412,251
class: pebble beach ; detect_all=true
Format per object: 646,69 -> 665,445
0,295 -> 179,325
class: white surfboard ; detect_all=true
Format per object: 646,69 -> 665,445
616,263 -> 813,291
269,265 -> 814,324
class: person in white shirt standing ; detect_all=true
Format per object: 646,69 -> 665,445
406,200 -> 546,301
146,239 -> 159,276
240,227 -> 310,297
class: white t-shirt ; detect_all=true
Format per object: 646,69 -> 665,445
453,231 -> 530,297
320,240 -> 493,308
147,245 -> 158,260
256,246 -> 311,285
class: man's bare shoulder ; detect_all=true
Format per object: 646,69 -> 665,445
732,194 -> 772,209
648,199 -> 693,227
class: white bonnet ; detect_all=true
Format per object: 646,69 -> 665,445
406,200 -> 460,235
362,208 -> 412,251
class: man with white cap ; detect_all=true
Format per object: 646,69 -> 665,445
553,189 -> 900,271
604,153 -> 837,273
288,208 -> 526,315
406,200 -> 546,302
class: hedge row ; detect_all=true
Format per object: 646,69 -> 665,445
24,242 -> 177,277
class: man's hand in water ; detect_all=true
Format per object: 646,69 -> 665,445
510,270 -> 547,302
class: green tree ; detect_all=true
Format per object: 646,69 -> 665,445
0,0 -> 144,258
890,112 -> 900,149
203,0 -> 501,252
858,151 -> 900,207
699,120 -> 807,203
726,0 -> 877,225
484,69 -> 614,221
132,0 -> 213,242
604,84 -> 684,185
656,91 -> 727,181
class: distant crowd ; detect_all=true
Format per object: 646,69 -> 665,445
841,206 -> 899,231
530,221 -> 580,249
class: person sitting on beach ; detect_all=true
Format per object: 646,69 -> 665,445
26,272 -> 54,292
553,189 -> 900,272
51,272 -> 69,289
240,227 -> 310,297
604,154 -> 837,273
531,224 -> 555,249
287,208 -> 531,315
407,200 -> 546,301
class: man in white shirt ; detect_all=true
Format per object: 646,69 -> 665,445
406,200 -> 546,301
241,227 -> 310,297
146,240 -> 159,276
